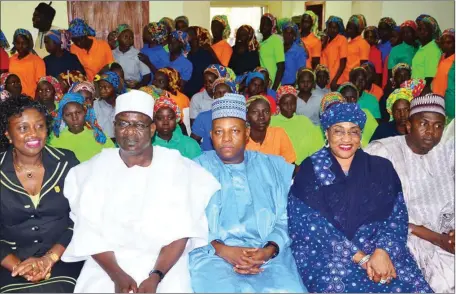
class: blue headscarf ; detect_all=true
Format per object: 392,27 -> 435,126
281,20 -> 305,47
53,93 -> 107,144
171,30 -> 191,57
95,71 -> 126,95
0,30 -> 9,49
46,29 -> 72,51
11,29 -> 36,55
326,16 -> 345,35
68,18 -> 96,38
320,102 -> 367,131
246,72 -> 265,85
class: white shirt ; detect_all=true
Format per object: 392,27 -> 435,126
112,47 -> 150,82
190,90 -> 213,119
296,91 -> 324,126
93,99 -> 115,138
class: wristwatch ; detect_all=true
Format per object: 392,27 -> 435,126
264,241 -> 279,259
149,269 -> 165,281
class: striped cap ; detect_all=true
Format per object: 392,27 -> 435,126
409,93 -> 445,117
212,93 -> 246,121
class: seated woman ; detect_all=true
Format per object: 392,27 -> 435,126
49,93 -> 114,162
288,101 -> 432,293
189,93 -> 306,293
270,85 -> 324,165
370,88 -> 413,141
243,72 -> 277,114
35,76 -> 64,118
152,96 -> 201,159
68,81 -> 96,107
0,96 -> 83,292
245,95 -> 296,164
349,67 -> 381,120
253,66 -> 277,99
380,63 -> 412,121
0,73 -> 23,99
191,78 -> 236,151
361,61 -> 383,101
93,71 -> 126,141
338,82 -> 378,146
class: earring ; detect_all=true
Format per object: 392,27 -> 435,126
324,139 -> 329,148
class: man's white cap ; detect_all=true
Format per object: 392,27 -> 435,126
115,90 -> 155,120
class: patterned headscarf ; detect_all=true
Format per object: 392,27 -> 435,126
139,85 -> 170,100
442,28 -> 455,38
226,67 -> 237,81
95,71 -> 126,95
38,76 -> 64,102
320,102 -> 367,131
348,14 -> 367,34
320,92 -> 345,115
364,26 -> 379,39
421,16 -> 442,39
277,85 -> 297,101
147,22 -> 168,44
338,82 -> 359,99
246,95 -> 270,108
400,79 -> 426,98
379,17 -> 397,30
392,63 -> 412,78
11,29 -> 36,55
212,78 -> 237,93
68,18 -> 96,38
277,18 -> 290,35
386,88 -> 414,120
59,70 -> 87,92
297,67 -> 316,81
0,90 -> 10,102
303,11 -> 319,36
153,96 -> 182,123
237,25 -> 259,51
0,30 -> 10,49
175,16 -> 189,26
157,67 -> 181,94
160,17 -> 175,31
326,16 -> 345,35
281,20 -> 305,47
190,26 -> 212,47
212,15 -> 231,40
0,73 -> 12,92
400,20 -> 417,32
116,24 -> 132,36
53,93 -> 107,144
263,13 -> 278,34
69,81 -> 96,95
171,30 -> 191,56
46,29 -> 71,51
204,64 -> 228,79
315,64 -> 330,76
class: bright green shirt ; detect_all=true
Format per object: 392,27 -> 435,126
358,92 -> 381,119
411,40 -> 442,79
259,34 -> 285,83
152,128 -> 201,159
270,114 -> 324,165
164,44 -> 169,53
361,108 -> 378,147
49,127 -> 115,162
445,61 -> 455,119
387,42 -> 419,69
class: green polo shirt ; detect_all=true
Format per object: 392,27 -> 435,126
260,34 -> 285,83
358,92 -> 381,119
445,61 -> 455,119
152,128 -> 201,159
411,40 -> 442,79
388,42 -> 419,69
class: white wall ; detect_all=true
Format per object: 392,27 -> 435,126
325,1 -> 353,26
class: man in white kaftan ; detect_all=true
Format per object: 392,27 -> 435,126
365,94 -> 455,293
61,90 -> 220,293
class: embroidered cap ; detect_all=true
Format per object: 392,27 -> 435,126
409,93 -> 445,117
212,93 -> 246,121
115,90 -> 155,120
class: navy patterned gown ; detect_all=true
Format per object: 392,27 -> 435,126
288,147 -> 433,293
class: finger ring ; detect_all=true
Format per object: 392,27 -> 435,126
380,279 -> 387,284
31,263 -> 36,270
45,273 -> 51,280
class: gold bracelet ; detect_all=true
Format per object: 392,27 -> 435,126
45,272 -> 51,280
46,251 -> 60,263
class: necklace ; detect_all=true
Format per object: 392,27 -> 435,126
12,150 -> 43,179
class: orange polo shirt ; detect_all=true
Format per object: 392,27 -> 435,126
169,91 -> 190,119
301,33 -> 322,68
9,53 -> 46,98
432,54 -> 455,96
343,36 -> 370,82
367,83 -> 384,101
321,34 -> 348,84
70,37 -> 114,81
212,40 -> 233,67
246,126 -> 296,164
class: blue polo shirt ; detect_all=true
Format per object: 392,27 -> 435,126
140,45 -> 170,80
170,54 -> 193,81
282,42 -> 307,85
191,110 -> 213,151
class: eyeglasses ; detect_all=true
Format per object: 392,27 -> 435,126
114,120 -> 151,131
330,127 -> 361,138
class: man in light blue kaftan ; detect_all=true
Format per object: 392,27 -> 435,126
189,93 -> 306,293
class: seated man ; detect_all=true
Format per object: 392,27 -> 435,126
189,93 -> 306,293
365,93 -> 455,293
61,90 -> 220,293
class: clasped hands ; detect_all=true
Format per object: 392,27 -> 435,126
216,244 -> 276,275
11,255 -> 55,283
356,248 -> 397,285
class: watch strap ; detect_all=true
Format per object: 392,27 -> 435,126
149,269 -> 165,281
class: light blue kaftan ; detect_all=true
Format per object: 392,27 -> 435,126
189,150 -> 307,293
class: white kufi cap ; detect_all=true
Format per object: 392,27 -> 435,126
115,90 -> 155,119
